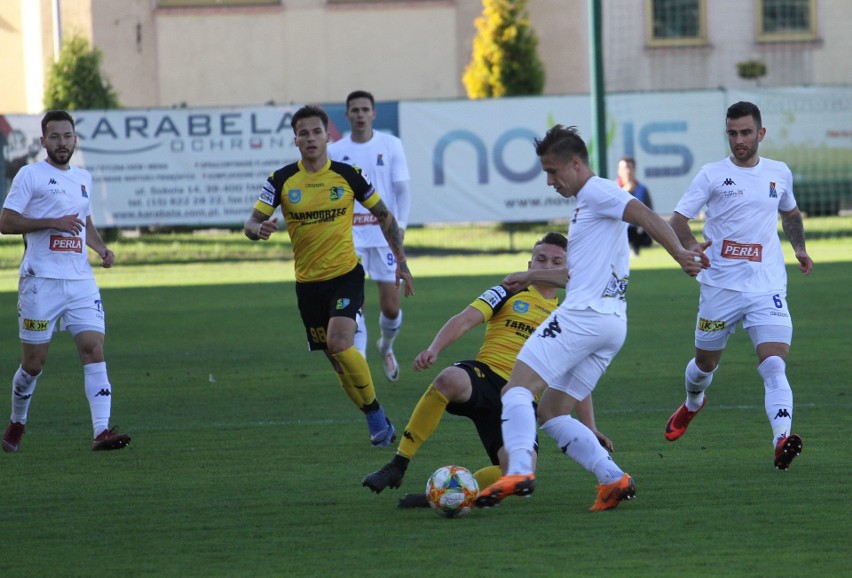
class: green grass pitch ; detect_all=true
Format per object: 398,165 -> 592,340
0,240 -> 848,576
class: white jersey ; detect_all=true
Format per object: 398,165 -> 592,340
562,176 -> 632,318
328,131 -> 410,248
674,156 -> 796,293
3,160 -> 95,280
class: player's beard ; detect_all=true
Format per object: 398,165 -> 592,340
732,142 -> 758,164
46,144 -> 75,166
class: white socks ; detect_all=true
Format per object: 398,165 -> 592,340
355,310 -> 403,358
685,358 -> 714,411
378,310 -> 402,354
354,310 -> 367,358
540,414 -> 624,484
10,366 -> 40,424
84,362 -> 112,437
759,356 -> 793,446
501,387 -> 537,475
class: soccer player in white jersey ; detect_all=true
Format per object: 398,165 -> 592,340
1,110 -> 130,453
476,125 -> 704,512
328,90 -> 411,382
664,101 -> 813,470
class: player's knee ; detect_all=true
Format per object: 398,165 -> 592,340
758,355 -> 786,381
432,370 -> 469,402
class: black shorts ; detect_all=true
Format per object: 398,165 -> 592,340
447,360 -> 538,466
295,264 -> 365,351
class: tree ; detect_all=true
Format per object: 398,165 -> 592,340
463,0 -> 545,99
44,34 -> 120,110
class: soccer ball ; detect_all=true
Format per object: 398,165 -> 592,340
425,465 -> 479,518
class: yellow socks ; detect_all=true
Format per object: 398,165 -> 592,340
398,385 -> 449,458
332,345 -> 376,409
474,465 -> 502,489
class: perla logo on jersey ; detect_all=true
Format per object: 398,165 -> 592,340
49,235 -> 83,253
721,240 -> 762,262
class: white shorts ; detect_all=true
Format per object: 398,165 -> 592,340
517,308 -> 627,401
355,246 -> 397,283
694,284 -> 793,351
18,277 -> 105,344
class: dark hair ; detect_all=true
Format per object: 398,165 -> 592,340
727,101 -> 762,129
345,90 -> 375,109
41,110 -> 75,135
291,105 -> 329,133
534,124 -> 589,164
618,155 -> 636,167
535,231 -> 568,251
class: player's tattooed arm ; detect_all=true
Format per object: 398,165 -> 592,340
780,207 -> 806,252
370,199 -> 405,260
780,206 -> 813,275
370,198 -> 415,295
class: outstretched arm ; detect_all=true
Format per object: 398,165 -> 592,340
502,267 -> 568,293
623,200 -> 708,275
413,306 -> 485,372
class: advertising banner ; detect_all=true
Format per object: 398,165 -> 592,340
2,106 -> 303,227
400,96 -> 591,225
2,88 -> 848,227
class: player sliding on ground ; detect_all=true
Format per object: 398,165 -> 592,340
362,233 -> 614,506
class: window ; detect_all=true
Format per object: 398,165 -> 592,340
646,0 -> 708,47
757,0 -> 817,42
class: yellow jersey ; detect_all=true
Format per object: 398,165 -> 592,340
253,159 -> 381,282
469,284 -> 558,381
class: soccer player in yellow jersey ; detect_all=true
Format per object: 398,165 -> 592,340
362,233 -> 613,501
244,105 -> 414,447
